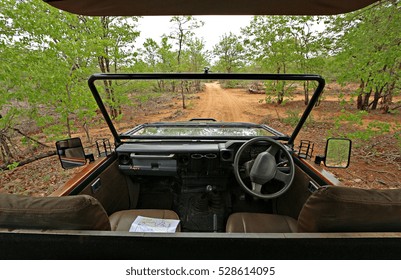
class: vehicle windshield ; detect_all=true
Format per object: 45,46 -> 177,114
124,123 -> 276,137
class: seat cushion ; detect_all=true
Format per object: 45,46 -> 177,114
0,193 -> 111,230
298,186 -> 401,232
226,212 -> 298,233
109,209 -> 180,231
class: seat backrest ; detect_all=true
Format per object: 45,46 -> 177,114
0,193 -> 111,231
297,186 -> 401,232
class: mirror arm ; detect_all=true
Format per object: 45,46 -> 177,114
85,153 -> 95,163
314,155 -> 326,165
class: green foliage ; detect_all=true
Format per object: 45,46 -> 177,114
282,109 -> 314,127
20,136 -> 38,149
334,111 -> 368,128
282,110 -> 301,126
263,81 -> 296,104
1,0 -> 141,144
345,125 -> 388,142
330,111 -> 395,142
346,120 -> 392,143
7,162 -> 19,170
242,16 -> 326,104
327,0 -> 401,110
186,37 -> 210,72
243,16 -> 296,73
169,16 -> 205,69
213,32 -> 245,73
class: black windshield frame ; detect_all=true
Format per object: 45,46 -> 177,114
88,72 -> 325,147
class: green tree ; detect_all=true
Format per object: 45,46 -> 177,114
242,16 -> 299,104
213,32 -> 245,73
1,0 -> 141,151
185,37 -> 209,72
140,36 -> 177,91
142,38 -> 160,70
158,36 -> 177,73
328,0 -> 401,111
290,16 -> 327,105
1,0 -> 95,144
169,16 -> 204,69
242,16 -> 327,105
186,37 -> 210,91
168,16 -> 204,108
90,16 -> 140,119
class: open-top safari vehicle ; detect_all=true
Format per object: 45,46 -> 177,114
2,0 -> 401,259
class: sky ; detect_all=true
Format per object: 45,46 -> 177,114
136,16 -> 254,51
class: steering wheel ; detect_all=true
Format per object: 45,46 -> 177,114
233,137 -> 295,199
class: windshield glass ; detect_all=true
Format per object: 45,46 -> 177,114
127,125 -> 275,137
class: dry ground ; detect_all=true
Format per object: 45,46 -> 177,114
1,82 -> 400,196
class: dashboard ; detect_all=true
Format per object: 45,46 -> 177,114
118,142 -> 233,177
116,140 -> 273,190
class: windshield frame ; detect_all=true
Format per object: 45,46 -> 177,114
87,72 -> 325,146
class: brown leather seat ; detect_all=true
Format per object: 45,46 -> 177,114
226,186 -> 401,233
109,209 -> 181,231
0,193 -> 180,232
0,193 -> 111,230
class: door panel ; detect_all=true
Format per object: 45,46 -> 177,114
79,159 -> 131,215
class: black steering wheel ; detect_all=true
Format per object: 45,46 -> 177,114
233,137 -> 295,199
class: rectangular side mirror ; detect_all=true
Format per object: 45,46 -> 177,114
324,138 -> 352,168
55,138 -> 87,169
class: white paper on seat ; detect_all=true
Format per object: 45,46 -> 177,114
129,216 -> 180,233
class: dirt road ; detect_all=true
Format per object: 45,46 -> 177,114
184,82 -> 266,123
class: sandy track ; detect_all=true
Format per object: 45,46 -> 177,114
184,82 -> 264,122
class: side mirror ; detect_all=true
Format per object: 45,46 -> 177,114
55,138 -> 93,169
315,138 -> 352,168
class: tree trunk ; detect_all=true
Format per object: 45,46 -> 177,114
371,86 -> 384,110
66,115 -> 72,138
303,81 -> 309,105
98,56 -> 119,119
171,81 -> 176,93
362,88 -> 372,110
383,81 -> 396,111
195,80 -> 201,92
83,122 -> 91,144
357,79 -> 365,110
0,133 -> 13,163
180,81 -> 186,109
277,81 -> 285,105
